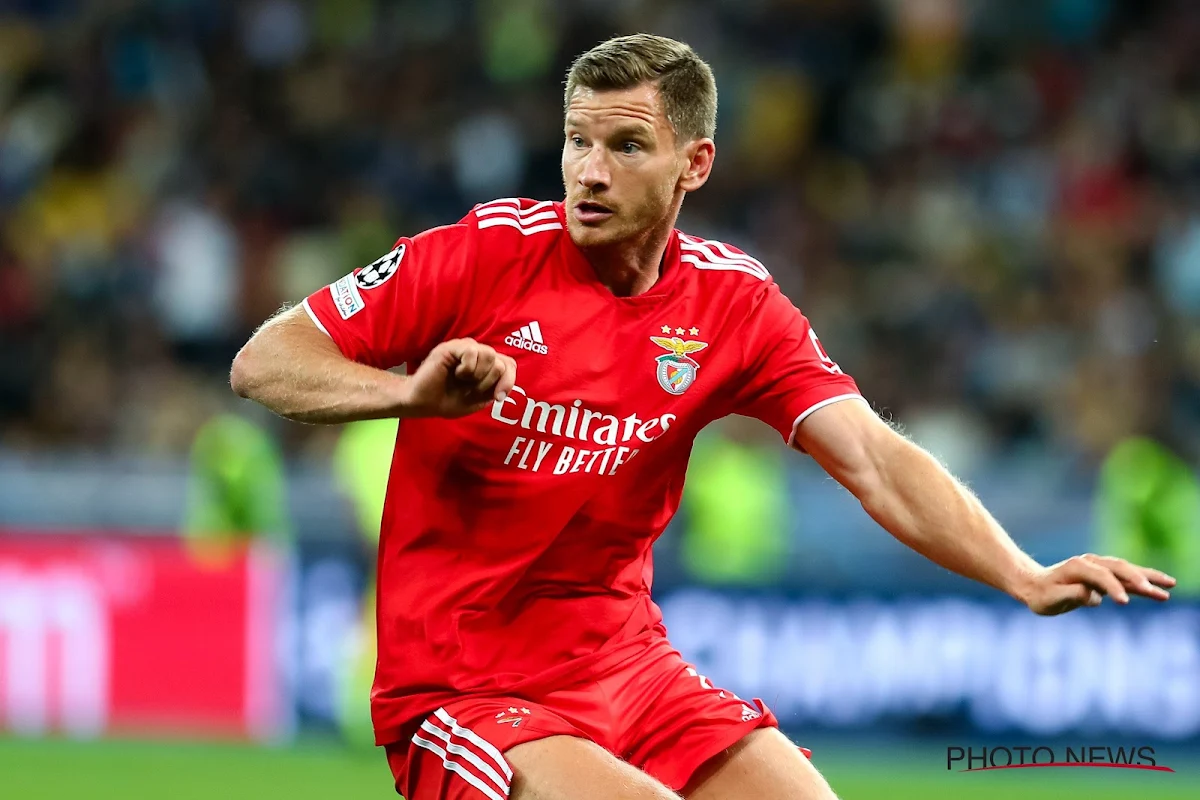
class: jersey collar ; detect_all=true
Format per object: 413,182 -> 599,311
555,201 -> 684,302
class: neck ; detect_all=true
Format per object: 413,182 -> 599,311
580,201 -> 682,298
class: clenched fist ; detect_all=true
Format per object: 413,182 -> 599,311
1018,553 -> 1175,616
400,339 -> 517,419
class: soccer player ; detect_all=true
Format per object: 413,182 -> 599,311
230,34 -> 1176,800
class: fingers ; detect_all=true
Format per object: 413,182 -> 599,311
1061,555 -> 1129,604
474,357 -> 504,396
442,340 -> 517,403
474,355 -> 514,399
1034,554 -> 1177,615
1088,556 -> 1173,601
454,347 -> 477,380
453,343 -> 493,383
1137,566 -> 1177,589
494,355 -> 517,402
447,339 -> 496,382
469,354 -> 516,402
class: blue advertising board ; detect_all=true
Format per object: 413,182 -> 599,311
285,544 -> 1200,741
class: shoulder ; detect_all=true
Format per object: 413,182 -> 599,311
675,231 -> 803,327
675,231 -> 772,286
450,198 -> 564,278
460,197 -> 564,241
396,198 -> 561,279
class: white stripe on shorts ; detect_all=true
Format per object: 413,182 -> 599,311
418,719 -> 510,796
411,734 -> 508,800
435,708 -> 514,781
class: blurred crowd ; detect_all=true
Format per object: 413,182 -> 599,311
2,0 -> 1199,474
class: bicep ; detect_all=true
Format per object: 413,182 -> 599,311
792,397 -> 901,499
259,303 -> 344,356
232,304 -> 345,394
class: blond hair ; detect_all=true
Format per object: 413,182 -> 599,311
564,34 -> 717,142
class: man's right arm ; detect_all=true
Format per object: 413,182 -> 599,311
233,223 -> 515,424
230,305 -> 411,424
230,305 -> 516,425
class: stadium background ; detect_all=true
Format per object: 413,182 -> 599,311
2,0 -> 1199,797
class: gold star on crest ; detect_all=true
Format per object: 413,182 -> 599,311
675,327 -> 685,335
689,327 -> 700,336
661,325 -> 671,333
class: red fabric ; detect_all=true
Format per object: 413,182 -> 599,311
304,198 -> 862,745
384,636 -> 797,798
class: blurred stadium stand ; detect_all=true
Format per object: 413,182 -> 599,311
4,0 -> 1199,572
2,0 -> 1200,461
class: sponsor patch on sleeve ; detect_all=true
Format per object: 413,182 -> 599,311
330,274 -> 366,319
355,244 -> 405,289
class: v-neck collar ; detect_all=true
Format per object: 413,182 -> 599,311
555,202 -> 684,304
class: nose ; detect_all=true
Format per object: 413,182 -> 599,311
578,147 -> 611,192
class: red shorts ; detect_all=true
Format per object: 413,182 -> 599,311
384,636 -> 806,799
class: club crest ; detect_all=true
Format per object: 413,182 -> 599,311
651,336 -> 708,395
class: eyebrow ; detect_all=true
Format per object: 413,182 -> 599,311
611,123 -> 654,139
564,117 -> 655,139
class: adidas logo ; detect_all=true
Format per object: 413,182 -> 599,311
504,321 -> 548,355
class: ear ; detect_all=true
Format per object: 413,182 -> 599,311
679,138 -> 715,193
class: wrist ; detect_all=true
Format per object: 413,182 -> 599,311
387,374 -> 419,419
1005,561 -> 1044,607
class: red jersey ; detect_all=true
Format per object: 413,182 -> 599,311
303,198 -> 863,745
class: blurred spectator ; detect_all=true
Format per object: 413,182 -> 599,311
182,412 -> 292,565
152,188 -> 241,363
1095,436 -> 1200,594
679,417 -> 788,585
0,0 -> 1197,479
332,418 -> 397,748
333,417 -> 397,546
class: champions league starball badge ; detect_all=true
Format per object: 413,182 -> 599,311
650,335 -> 708,395
355,244 -> 406,289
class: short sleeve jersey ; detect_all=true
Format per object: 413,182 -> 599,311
303,199 -> 865,744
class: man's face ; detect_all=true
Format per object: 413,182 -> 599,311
562,83 -> 694,249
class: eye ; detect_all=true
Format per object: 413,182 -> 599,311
570,135 -> 586,148
621,141 -> 641,154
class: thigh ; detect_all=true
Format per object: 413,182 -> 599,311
682,728 -> 839,800
505,735 -> 680,800
387,699 -> 586,800
607,640 -> 785,792
386,697 -> 679,800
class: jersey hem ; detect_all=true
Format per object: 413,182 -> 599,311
370,628 -> 666,746
787,393 -> 868,448
301,298 -> 331,337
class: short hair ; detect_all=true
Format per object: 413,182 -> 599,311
564,34 -> 717,142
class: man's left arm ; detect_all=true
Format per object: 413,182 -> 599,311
794,399 -> 1177,615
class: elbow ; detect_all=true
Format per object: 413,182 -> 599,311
229,344 -> 258,399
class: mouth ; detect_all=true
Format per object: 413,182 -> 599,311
573,200 -> 614,224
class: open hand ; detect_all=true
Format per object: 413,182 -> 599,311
401,338 -> 517,419
1019,554 -> 1176,616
